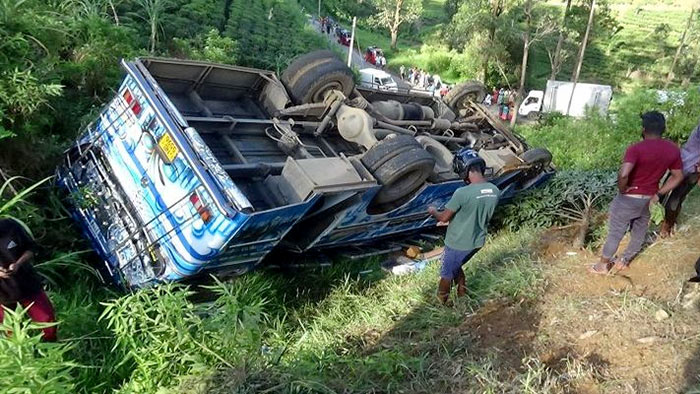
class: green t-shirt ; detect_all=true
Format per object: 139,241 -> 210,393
444,182 -> 500,251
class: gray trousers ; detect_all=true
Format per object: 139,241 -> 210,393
601,194 -> 652,262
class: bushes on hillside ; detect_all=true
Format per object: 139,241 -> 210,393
225,0 -> 328,72
518,88 -> 700,170
391,44 -> 483,83
495,170 -> 617,232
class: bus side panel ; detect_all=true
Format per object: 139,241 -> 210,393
206,199 -> 319,271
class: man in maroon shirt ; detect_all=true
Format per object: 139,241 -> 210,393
590,111 -> 684,274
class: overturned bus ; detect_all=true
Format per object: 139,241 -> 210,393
56,51 -> 554,289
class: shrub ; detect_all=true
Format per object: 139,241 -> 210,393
518,88 -> 700,171
495,170 -> 617,231
425,51 -> 452,74
100,277 -> 270,392
0,305 -> 76,393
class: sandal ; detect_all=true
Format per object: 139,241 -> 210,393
588,261 -> 612,275
613,258 -> 630,272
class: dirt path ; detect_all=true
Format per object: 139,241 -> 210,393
465,190 -> 700,393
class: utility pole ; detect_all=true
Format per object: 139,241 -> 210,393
348,16 -> 357,67
665,7 -> 695,88
566,0 -> 595,116
318,0 -> 321,18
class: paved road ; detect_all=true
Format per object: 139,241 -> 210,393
310,19 -> 369,68
309,18 -> 414,91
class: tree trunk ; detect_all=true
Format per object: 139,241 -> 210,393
665,7 -> 695,88
550,0 -> 572,81
390,0 -> 403,50
483,0 -> 503,84
510,42 -> 530,127
150,22 -> 156,53
566,0 -> 595,116
511,0 -> 532,127
390,29 -> 398,49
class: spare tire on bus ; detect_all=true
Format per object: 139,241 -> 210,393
281,51 -> 355,105
444,81 -> 487,113
361,135 -> 435,205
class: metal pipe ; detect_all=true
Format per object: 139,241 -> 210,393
185,116 -> 320,129
451,121 -> 479,130
188,90 -> 214,117
220,163 -> 285,178
221,135 -> 248,164
376,121 -> 415,135
383,119 -> 432,126
421,133 -> 470,144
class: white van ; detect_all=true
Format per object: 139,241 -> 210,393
359,68 -> 398,92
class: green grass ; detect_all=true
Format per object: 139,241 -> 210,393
4,217 -> 547,393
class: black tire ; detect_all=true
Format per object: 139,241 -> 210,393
521,148 -> 552,168
361,134 -> 422,172
443,81 -> 487,112
282,50 -> 337,81
281,51 -> 355,104
371,147 -> 435,205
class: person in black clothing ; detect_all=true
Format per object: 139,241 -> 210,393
0,218 -> 56,341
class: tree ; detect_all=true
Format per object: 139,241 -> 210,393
566,0 -> 595,115
369,0 -> 422,50
665,7 -> 695,88
510,0 -> 555,126
548,0 -> 572,81
446,0 -> 511,84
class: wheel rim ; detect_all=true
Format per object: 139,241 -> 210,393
457,91 -> 481,108
312,81 -> 343,102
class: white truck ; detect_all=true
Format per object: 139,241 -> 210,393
518,80 -> 613,119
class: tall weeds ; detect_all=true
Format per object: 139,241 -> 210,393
0,305 -> 76,393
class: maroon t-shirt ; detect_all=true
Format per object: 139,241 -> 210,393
623,138 -> 682,195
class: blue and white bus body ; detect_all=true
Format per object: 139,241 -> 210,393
58,57 -> 554,289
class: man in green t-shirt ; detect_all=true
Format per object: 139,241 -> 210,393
428,148 -> 500,304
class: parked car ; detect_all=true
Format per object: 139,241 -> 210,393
337,30 -> 351,46
57,51 -> 554,289
364,46 -> 384,66
359,68 -> 398,92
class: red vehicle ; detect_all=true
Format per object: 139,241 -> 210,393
337,30 -> 351,46
364,46 -> 384,66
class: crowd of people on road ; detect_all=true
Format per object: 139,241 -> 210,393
483,87 -> 517,121
399,65 -> 451,97
319,16 -> 335,35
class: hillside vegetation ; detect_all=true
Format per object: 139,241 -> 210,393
315,0 -> 697,89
